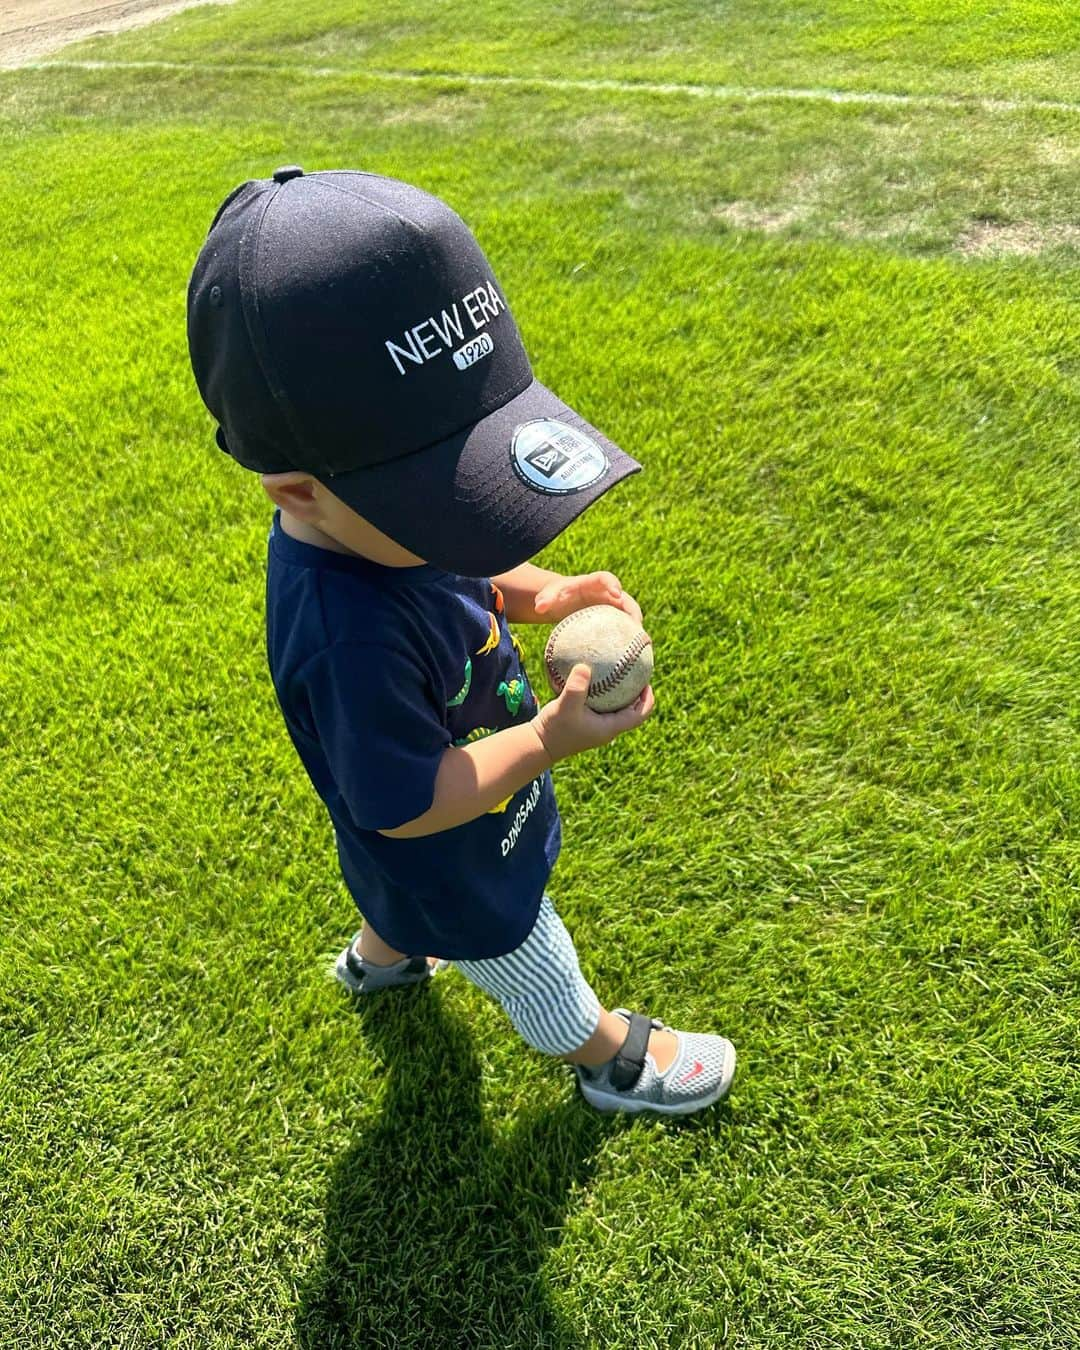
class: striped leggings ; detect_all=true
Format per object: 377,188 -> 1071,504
453,894 -> 603,1056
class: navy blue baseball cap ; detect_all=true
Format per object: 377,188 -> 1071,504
186,165 -> 642,576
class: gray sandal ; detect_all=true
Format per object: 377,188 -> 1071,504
334,933 -> 450,994
574,1008 -> 736,1116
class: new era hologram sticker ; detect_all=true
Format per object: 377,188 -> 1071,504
510,419 -> 609,494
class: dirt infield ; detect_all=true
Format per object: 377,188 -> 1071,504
0,0 -> 230,67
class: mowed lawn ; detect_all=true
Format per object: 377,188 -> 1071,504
2,2 -> 1078,1346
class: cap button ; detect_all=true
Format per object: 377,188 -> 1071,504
272,165 -> 304,184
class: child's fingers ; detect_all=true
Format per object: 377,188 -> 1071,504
632,684 -> 655,718
618,593 -> 644,625
591,570 -> 622,600
622,683 -> 654,724
593,683 -> 655,737
559,663 -> 593,703
533,584 -> 558,614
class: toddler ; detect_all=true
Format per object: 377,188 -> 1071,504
186,165 -> 735,1115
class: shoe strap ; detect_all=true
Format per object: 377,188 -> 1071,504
610,1012 -> 652,1090
344,943 -> 367,982
344,947 -> 428,984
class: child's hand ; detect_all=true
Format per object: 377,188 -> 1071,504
532,663 -> 655,764
533,571 -> 643,626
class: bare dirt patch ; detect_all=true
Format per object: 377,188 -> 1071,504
713,200 -> 803,233
0,0 -> 231,68
958,218 -> 1080,257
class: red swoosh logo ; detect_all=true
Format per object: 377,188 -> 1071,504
677,1060 -> 704,1084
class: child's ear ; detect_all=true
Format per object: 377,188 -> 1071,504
261,471 -> 319,520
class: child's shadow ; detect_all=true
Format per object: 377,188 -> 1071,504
294,975 -> 614,1349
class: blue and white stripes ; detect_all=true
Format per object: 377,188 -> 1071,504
454,894 -> 602,1055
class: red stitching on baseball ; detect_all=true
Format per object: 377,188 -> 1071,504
592,630 -> 651,696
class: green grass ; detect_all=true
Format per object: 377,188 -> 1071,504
45,0 -> 1080,102
3,2 -> 1079,1346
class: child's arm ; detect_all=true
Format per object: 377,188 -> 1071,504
379,664 -> 654,839
489,563 -> 565,623
491,563 -> 642,625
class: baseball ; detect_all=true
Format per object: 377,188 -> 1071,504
544,605 -> 654,712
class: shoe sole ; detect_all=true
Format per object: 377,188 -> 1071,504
576,1043 -> 736,1116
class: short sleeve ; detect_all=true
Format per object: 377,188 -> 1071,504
298,642 -> 451,832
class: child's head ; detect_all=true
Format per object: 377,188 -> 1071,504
260,470 -> 426,565
187,165 -> 641,578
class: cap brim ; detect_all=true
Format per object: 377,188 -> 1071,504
311,377 -> 642,576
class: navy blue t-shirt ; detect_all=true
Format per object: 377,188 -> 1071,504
264,508 -> 561,960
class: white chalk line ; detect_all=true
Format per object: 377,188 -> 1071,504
16,58 -> 1080,116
